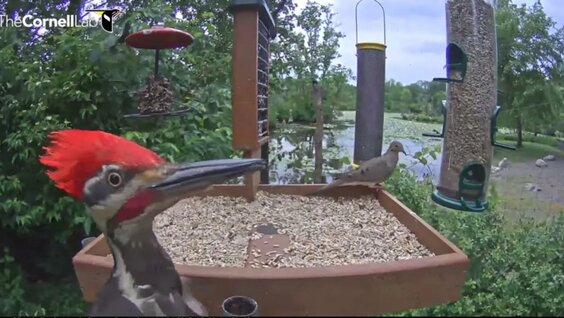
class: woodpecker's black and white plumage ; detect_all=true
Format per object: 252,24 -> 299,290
39,129 -> 264,316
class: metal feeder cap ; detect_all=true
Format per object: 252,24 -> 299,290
126,26 -> 194,49
356,42 -> 386,51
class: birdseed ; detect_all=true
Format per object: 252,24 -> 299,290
137,74 -> 173,114
146,191 -> 434,268
439,0 -> 497,198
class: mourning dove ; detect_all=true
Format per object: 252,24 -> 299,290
313,141 -> 406,194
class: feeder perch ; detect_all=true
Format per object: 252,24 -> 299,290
433,162 -> 487,212
491,105 -> 517,150
423,100 -> 447,138
353,0 -> 387,164
122,108 -> 192,119
433,43 -> 467,83
123,25 -> 194,118
70,1 -> 469,316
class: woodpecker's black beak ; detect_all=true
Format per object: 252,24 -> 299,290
150,158 -> 265,195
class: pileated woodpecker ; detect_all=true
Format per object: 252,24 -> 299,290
39,129 -> 264,316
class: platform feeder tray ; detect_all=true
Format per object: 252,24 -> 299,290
73,184 -> 469,316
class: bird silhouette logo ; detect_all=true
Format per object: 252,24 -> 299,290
86,9 -> 121,33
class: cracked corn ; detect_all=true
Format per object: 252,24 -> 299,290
149,191 -> 434,268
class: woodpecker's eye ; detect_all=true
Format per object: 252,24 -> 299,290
107,172 -> 123,187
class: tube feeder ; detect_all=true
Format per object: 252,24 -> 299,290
353,0 -> 387,164
123,25 -> 194,119
430,0 -> 507,212
229,0 -> 276,199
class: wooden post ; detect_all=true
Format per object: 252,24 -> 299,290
229,0 -> 276,200
312,79 -> 323,183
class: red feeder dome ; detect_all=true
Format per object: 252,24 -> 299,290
125,26 -> 194,50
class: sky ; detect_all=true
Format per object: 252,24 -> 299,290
291,0 -> 563,85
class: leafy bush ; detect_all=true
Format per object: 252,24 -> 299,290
269,77 -> 343,124
497,132 -> 560,147
0,2 -> 238,314
384,169 -> 564,316
0,250 -> 27,315
400,113 -> 444,125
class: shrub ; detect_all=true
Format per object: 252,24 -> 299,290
400,113 -> 444,124
384,169 -> 564,316
0,4 -> 237,314
497,133 -> 560,147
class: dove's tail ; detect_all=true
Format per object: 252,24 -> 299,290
309,178 -> 346,195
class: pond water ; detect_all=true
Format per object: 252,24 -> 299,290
267,111 -> 445,185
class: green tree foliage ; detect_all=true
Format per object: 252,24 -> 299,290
0,0 -> 242,313
381,79 -> 446,116
268,0 -> 447,125
496,0 -> 564,145
269,0 -> 352,124
379,0 -> 564,138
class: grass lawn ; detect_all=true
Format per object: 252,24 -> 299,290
490,138 -> 564,223
490,178 -> 562,223
493,139 -> 564,163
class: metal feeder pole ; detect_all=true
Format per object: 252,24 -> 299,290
152,21 -> 163,78
154,49 -> 160,77
353,0 -> 387,164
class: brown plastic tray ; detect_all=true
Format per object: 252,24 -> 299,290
73,184 -> 468,316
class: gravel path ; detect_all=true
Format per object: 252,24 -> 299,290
492,155 -> 564,206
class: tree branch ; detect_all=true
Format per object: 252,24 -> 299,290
271,0 -> 289,25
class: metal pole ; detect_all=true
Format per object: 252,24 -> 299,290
260,142 -> 269,184
154,49 -> 160,77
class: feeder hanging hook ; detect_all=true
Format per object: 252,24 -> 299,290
355,0 -> 386,46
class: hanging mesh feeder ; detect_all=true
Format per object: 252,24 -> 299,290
123,25 -> 194,119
